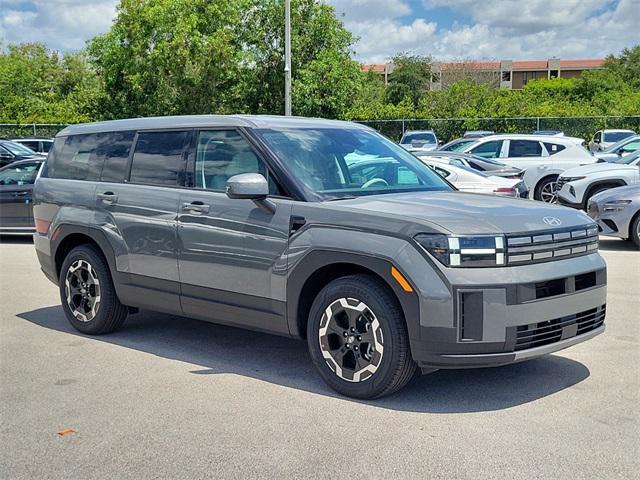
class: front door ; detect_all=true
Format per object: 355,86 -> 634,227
177,129 -> 292,335
0,161 -> 40,229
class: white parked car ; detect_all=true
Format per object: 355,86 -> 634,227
459,134 -> 595,203
399,130 -> 439,152
588,129 -> 636,152
417,158 -> 526,197
557,150 -> 640,209
594,135 -> 640,163
10,138 -> 54,155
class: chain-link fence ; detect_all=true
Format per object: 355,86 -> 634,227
0,123 -> 68,139
2,116 -> 640,144
357,116 -> 640,143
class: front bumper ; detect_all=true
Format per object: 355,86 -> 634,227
400,246 -> 607,370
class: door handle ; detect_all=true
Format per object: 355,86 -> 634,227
181,201 -> 210,214
13,191 -> 29,197
97,192 -> 118,204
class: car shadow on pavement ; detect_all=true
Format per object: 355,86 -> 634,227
18,305 -> 590,414
597,238 -> 637,251
0,235 -> 33,244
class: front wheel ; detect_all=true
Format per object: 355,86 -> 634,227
535,176 -> 559,203
307,274 -> 416,399
631,214 -> 640,249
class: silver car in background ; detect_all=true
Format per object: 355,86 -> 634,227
588,184 -> 640,248
594,135 -> 640,163
399,130 -> 439,152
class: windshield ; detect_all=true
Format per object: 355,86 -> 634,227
603,136 -> 640,153
401,132 -> 436,144
257,127 -> 452,200
604,131 -> 634,143
442,139 -> 476,151
1,141 -> 36,156
610,150 -> 640,165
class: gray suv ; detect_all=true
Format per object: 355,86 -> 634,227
33,116 -> 606,399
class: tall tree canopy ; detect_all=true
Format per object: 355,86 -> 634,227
87,0 -> 363,119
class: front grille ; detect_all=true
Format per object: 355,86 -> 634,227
506,224 -> 599,266
514,305 -> 605,351
556,178 -> 568,192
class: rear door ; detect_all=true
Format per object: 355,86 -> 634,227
94,129 -> 189,314
176,129 -> 292,334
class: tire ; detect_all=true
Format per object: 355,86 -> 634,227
306,274 -> 416,399
534,176 -> 559,203
631,214 -> 640,250
59,244 -> 128,334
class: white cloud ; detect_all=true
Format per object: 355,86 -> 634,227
328,0 -> 640,62
0,0 -> 117,50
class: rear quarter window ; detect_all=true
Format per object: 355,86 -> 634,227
543,142 -> 566,155
47,134 -> 103,181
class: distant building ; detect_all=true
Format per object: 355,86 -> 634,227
362,58 -> 605,90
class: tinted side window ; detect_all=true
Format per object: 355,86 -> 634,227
543,142 -> 566,156
99,131 -> 136,182
0,162 -> 40,185
129,131 -> 188,186
470,140 -> 503,159
508,140 -> 542,157
21,141 -> 39,151
49,133 -> 103,180
195,130 -> 280,194
42,141 -> 52,153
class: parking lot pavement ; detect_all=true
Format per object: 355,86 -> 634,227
0,237 -> 638,480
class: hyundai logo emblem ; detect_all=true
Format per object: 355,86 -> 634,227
543,216 -> 562,226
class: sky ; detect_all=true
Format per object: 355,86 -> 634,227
0,0 -> 638,62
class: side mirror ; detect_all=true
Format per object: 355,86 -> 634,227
617,148 -> 625,156
226,173 -> 275,213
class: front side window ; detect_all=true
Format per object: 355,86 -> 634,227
256,127 -> 451,200
194,130 -> 279,194
470,140 -> 503,159
129,131 -> 188,186
0,162 -> 40,185
508,140 -> 542,158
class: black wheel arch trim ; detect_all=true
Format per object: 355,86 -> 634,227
286,249 -> 421,341
583,179 -> 628,207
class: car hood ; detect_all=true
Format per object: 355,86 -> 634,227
334,191 -> 593,234
561,162 -> 636,177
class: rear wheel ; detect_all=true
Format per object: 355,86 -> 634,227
535,176 -> 559,203
59,245 -> 128,334
306,274 -> 416,399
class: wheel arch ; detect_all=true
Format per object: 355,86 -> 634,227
583,179 -> 628,206
52,225 -> 119,285
286,250 -> 420,341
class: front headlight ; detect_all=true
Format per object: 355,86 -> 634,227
603,199 -> 632,212
415,234 -> 505,267
560,176 -> 586,182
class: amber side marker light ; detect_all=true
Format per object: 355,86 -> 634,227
34,218 -> 51,235
391,266 -> 413,293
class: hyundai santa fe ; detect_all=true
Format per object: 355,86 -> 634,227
33,115 -> 606,399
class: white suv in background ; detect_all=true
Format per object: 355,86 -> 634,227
557,150 -> 640,209
459,134 -> 595,203
589,129 -> 636,152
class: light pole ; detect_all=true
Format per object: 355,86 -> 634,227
284,0 -> 292,116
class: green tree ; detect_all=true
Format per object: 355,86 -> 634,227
0,42 -> 100,123
385,53 -> 431,107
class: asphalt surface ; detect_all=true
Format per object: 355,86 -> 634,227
0,236 -> 638,479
